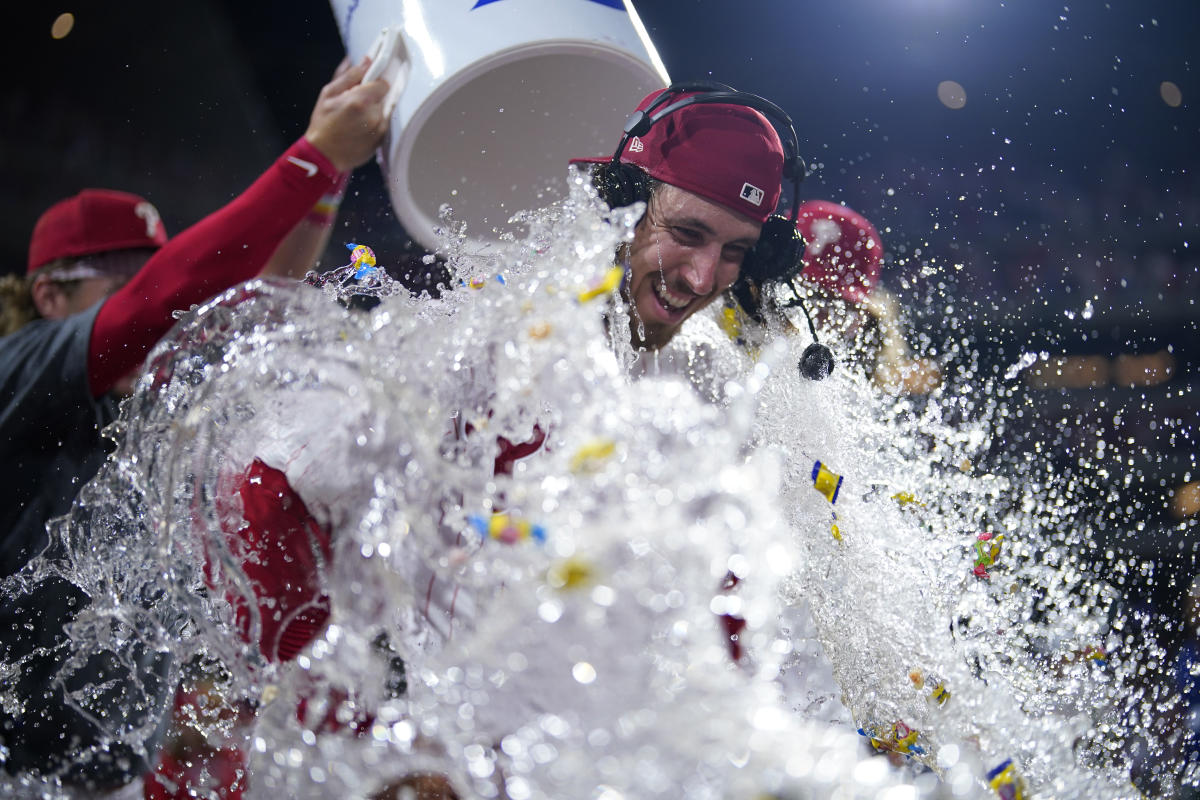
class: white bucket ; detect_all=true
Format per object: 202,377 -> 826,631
329,0 -> 670,254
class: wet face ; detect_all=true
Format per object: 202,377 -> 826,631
624,183 -> 761,350
34,273 -> 130,322
33,253 -> 151,396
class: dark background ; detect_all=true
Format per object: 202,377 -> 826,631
2,1 -> 1198,605
6,1 -> 1196,278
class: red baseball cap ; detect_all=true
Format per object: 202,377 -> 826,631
796,200 -> 882,304
27,189 -> 167,274
572,89 -> 785,224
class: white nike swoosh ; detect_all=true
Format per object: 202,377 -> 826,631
286,156 -> 318,177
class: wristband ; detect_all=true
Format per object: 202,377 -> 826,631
305,171 -> 351,226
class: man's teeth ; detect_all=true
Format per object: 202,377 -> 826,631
654,283 -> 691,310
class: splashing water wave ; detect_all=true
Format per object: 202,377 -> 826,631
0,175 -> 1173,798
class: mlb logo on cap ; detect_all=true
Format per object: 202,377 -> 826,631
740,182 -> 764,207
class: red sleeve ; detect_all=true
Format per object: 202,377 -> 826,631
88,137 -> 340,396
222,459 -> 332,663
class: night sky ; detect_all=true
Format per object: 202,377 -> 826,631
6,0 -> 1195,270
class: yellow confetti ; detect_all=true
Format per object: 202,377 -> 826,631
576,266 -> 624,303
891,491 -> 925,508
547,557 -> 594,590
569,438 -> 616,473
812,461 -> 844,504
718,306 -> 743,340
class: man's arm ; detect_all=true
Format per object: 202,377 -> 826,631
256,172 -> 349,280
259,57 -> 360,281
87,59 -> 389,396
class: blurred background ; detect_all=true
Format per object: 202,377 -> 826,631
3,0 -> 1197,692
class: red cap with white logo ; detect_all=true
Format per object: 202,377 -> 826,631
27,189 -> 168,274
571,89 -> 785,225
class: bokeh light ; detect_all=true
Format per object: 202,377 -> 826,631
50,12 -> 74,40
936,80 -> 967,109
1173,481 -> 1200,520
1160,80 -> 1183,107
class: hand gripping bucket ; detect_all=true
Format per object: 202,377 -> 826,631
330,0 -> 670,253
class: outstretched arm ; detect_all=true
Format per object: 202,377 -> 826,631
87,59 -> 389,396
256,171 -> 350,280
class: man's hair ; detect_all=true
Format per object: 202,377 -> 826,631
587,162 -> 661,214
0,266 -> 49,337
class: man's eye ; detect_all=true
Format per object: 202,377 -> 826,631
723,246 -> 750,262
670,226 -> 703,244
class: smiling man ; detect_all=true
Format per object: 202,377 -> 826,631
623,183 -> 762,349
571,85 -> 790,350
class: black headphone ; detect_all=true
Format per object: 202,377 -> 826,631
591,81 -> 834,380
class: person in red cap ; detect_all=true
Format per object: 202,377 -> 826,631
0,58 -> 391,794
5,189 -> 168,337
791,199 -> 939,394
796,199 -> 883,308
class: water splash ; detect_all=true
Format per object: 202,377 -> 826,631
0,174 -> 1183,798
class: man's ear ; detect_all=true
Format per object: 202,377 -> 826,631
30,274 -> 71,320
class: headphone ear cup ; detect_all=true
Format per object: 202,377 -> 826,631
743,215 -> 802,286
782,155 -> 807,183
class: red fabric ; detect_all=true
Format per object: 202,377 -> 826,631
571,89 -> 785,224
226,426 -> 547,663
28,189 -> 168,273
718,571 -> 746,663
144,748 -> 247,800
225,459 -> 332,663
494,425 -> 547,476
795,200 -> 882,305
87,137 -> 338,396
720,612 -> 747,663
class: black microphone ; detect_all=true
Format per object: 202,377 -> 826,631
787,279 -> 835,381
800,341 -> 834,381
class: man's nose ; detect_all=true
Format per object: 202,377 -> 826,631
681,246 -> 721,295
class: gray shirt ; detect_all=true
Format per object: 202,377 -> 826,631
0,304 -> 118,578
0,304 -> 166,790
